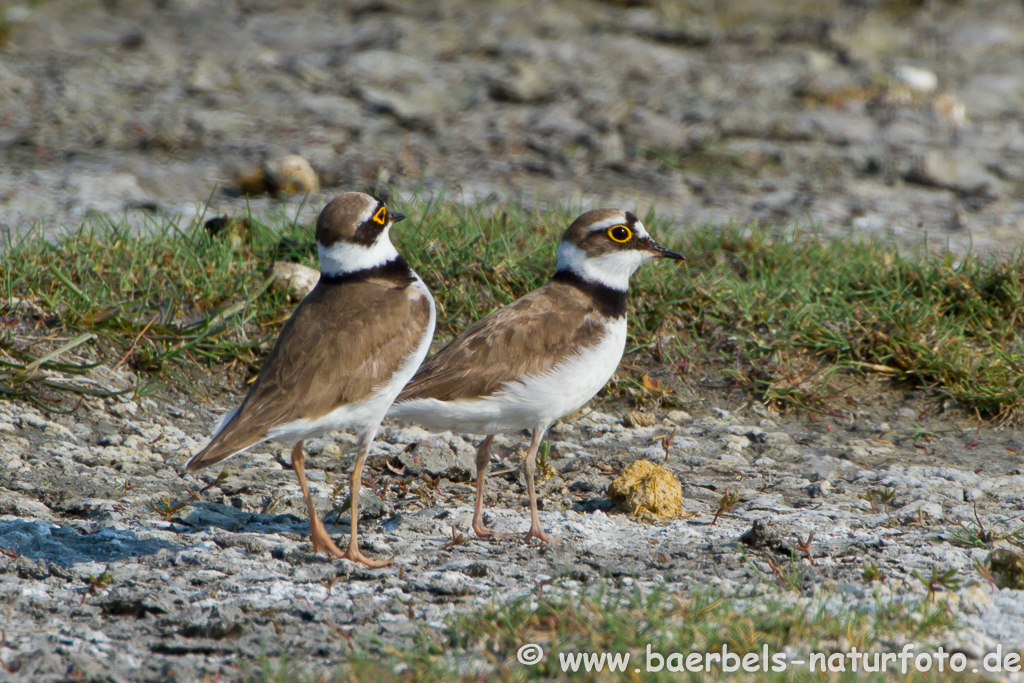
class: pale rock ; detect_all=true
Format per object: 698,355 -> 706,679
269,262 -> 319,302
666,410 -> 692,424
893,65 -> 938,93
270,155 -> 319,196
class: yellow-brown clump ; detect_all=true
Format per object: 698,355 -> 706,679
608,460 -> 683,523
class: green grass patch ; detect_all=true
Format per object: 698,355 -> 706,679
0,195 -> 1022,416
254,581 -> 968,682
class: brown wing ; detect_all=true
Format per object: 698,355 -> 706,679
187,277 -> 431,471
397,280 -> 606,402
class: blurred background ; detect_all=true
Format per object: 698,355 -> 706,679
0,0 -> 1022,253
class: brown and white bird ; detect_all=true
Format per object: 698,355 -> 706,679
389,209 -> 683,544
185,192 -> 435,567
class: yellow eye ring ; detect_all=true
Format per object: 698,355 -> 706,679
372,206 -> 387,225
607,225 -> 632,243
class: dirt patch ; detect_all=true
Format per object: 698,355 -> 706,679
2,361 -> 1023,680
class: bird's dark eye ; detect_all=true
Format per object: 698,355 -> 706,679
372,206 -> 387,225
607,225 -> 632,243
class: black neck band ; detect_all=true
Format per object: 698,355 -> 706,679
552,269 -> 628,318
320,256 -> 416,286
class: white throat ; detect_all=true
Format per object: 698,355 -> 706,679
555,242 -> 652,291
318,227 -> 399,277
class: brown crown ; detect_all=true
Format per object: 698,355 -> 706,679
315,192 -> 382,246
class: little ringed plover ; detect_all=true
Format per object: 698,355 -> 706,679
186,192 -> 436,567
389,209 -> 682,544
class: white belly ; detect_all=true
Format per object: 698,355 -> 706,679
391,317 -> 626,434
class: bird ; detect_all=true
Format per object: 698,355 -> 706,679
185,192 -> 435,567
388,209 -> 683,544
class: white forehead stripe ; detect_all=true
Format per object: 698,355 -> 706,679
318,225 -> 399,277
355,200 -> 378,226
585,217 -> 650,239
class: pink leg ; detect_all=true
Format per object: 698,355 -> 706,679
472,435 -> 509,539
523,425 -> 561,546
292,441 -> 346,558
338,430 -> 391,567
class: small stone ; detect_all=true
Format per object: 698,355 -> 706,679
487,62 -> 556,104
271,155 -> 318,197
989,549 -> 1024,590
464,562 -> 488,578
360,87 -> 445,130
623,410 -> 656,428
269,262 -> 319,302
238,155 -> 319,198
398,435 -> 476,481
740,518 -> 781,549
335,489 -> 388,521
906,151 -> 998,196
188,56 -> 232,93
94,421 -> 118,436
4,6 -> 31,23
806,480 -> 831,498
933,92 -> 967,128
204,216 -> 252,250
963,487 -> 984,502
893,65 -> 938,94
385,426 -> 433,443
666,410 -> 692,424
237,166 -> 270,197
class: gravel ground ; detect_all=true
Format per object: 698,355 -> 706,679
3,1 -> 1024,681
1,0 -> 1023,252
3,369 -> 1024,681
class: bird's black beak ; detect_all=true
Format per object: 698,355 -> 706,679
389,212 -> 406,224
642,236 -> 685,261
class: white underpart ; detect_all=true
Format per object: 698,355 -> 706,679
317,225 -> 399,277
206,273 -> 436,452
265,274 -> 435,443
555,241 -> 653,291
390,317 -> 627,434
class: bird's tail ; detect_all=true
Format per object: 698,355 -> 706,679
184,407 -> 251,472
184,440 -> 244,473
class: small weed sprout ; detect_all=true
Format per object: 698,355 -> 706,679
712,490 -> 740,525
914,567 -> 962,600
862,487 -> 896,513
537,440 -> 556,479
795,532 -> 815,566
442,524 -> 468,551
81,568 -> 114,605
660,427 -> 677,462
949,504 -> 1024,549
862,563 -> 884,583
974,558 -> 996,591
150,496 -> 190,522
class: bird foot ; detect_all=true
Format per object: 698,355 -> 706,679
472,519 -> 511,539
524,525 -> 562,546
309,524 -> 347,559
310,523 -> 390,566
340,546 -> 392,567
